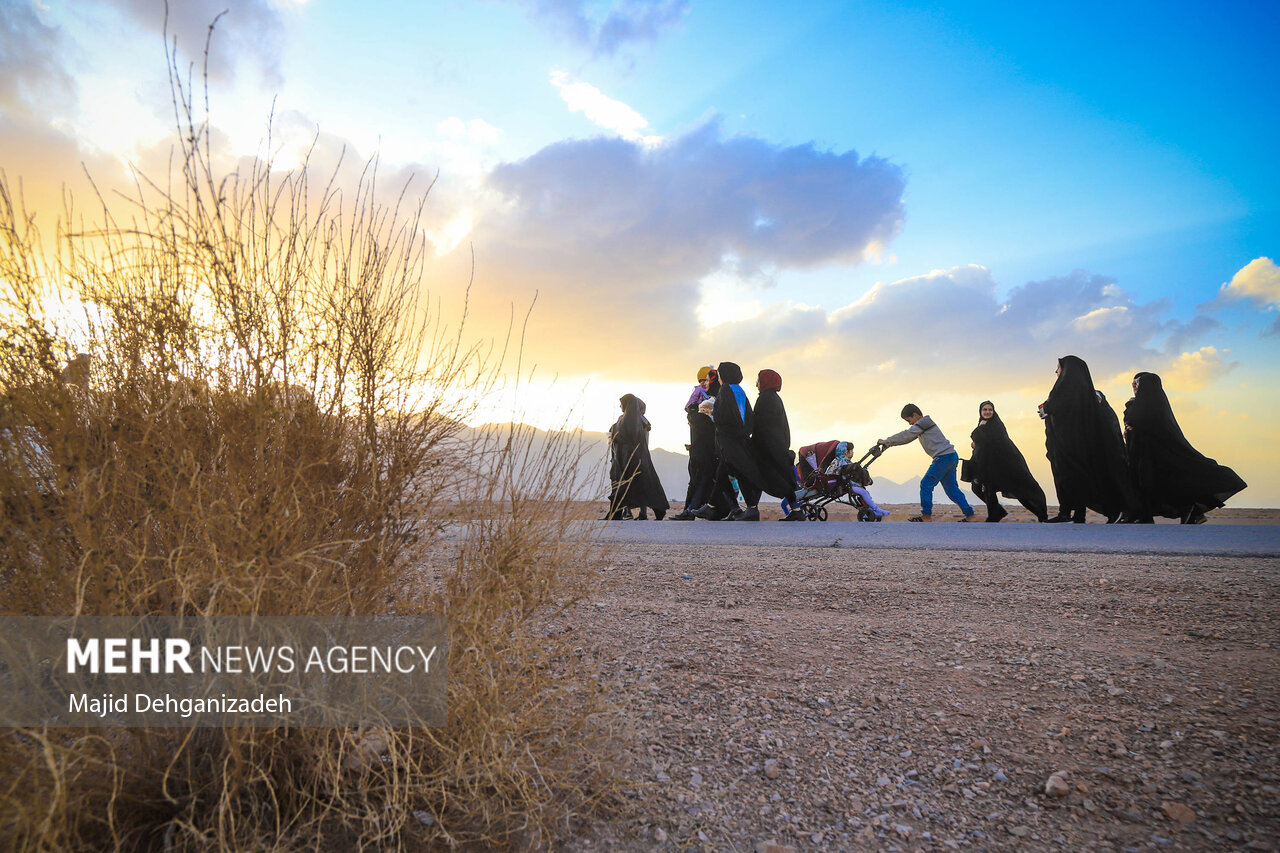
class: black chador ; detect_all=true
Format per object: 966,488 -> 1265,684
607,394 -> 669,519
706,362 -> 763,511
969,400 -> 1048,522
1041,355 -> 1136,522
682,403 -> 717,512
1123,372 -> 1246,523
751,369 -> 799,499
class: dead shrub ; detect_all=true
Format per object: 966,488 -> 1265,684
0,29 -> 623,852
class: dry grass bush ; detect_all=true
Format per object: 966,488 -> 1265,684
0,33 -> 624,852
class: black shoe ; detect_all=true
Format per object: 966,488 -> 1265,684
732,507 -> 760,522
691,504 -> 729,521
779,510 -> 805,521
669,511 -> 696,521
1045,514 -> 1071,523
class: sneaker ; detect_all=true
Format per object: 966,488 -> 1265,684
733,506 -> 760,521
779,510 -> 805,521
669,511 -> 696,521
691,504 -> 730,521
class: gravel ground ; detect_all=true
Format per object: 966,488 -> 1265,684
556,517 -> 1279,852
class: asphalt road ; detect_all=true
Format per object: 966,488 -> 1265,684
594,519 -> 1280,557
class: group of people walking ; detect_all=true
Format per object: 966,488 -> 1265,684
606,354 -> 1246,524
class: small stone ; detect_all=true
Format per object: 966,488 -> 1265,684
653,827 -> 667,842
1161,802 -> 1197,824
412,810 -> 435,827
1045,773 -> 1070,798
697,830 -> 709,842
753,842 -> 797,853
1008,825 -> 1031,838
690,771 -> 703,787
763,760 -> 780,780
877,775 -> 892,787
893,824 -> 912,838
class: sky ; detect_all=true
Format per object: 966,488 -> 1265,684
3,0 -> 1279,503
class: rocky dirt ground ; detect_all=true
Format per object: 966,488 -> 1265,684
554,508 -> 1279,852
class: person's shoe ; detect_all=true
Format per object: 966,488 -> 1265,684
1045,514 -> 1072,523
779,509 -> 805,521
691,504 -> 729,521
908,514 -> 931,522
986,505 -> 1008,523
734,506 -> 760,521
957,514 -> 976,522
669,510 -> 696,521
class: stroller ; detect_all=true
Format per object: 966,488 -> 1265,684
795,441 -> 884,521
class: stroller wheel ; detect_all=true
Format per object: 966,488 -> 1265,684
816,506 -> 828,522
857,508 -> 873,522
803,505 -> 819,521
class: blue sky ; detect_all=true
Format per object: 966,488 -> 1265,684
4,0 -> 1278,501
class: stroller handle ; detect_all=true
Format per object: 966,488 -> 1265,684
856,445 -> 883,466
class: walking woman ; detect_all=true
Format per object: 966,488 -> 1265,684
693,361 -> 764,521
969,400 -> 1049,522
1040,355 -> 1135,522
607,394 -> 669,520
752,369 -> 803,521
1123,372 -> 1246,523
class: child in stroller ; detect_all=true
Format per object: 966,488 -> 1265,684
794,441 -> 890,521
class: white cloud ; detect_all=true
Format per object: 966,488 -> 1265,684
1162,346 -> 1236,391
549,71 -> 659,144
508,0 -> 689,56
0,1 -> 75,120
468,118 -> 907,369
84,0 -> 287,85
1221,256 -> 1280,304
1216,257 -> 1280,336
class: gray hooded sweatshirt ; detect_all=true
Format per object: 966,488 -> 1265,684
880,415 -> 956,459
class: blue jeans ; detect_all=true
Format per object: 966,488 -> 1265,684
921,452 -> 973,517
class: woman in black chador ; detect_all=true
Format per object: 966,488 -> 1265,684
1123,372 -> 1246,524
752,369 -> 803,520
606,394 -> 669,520
693,361 -> 765,521
1040,355 -> 1136,522
671,397 -> 718,520
969,400 -> 1049,522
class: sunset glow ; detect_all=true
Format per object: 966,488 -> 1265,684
3,0 -> 1277,502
